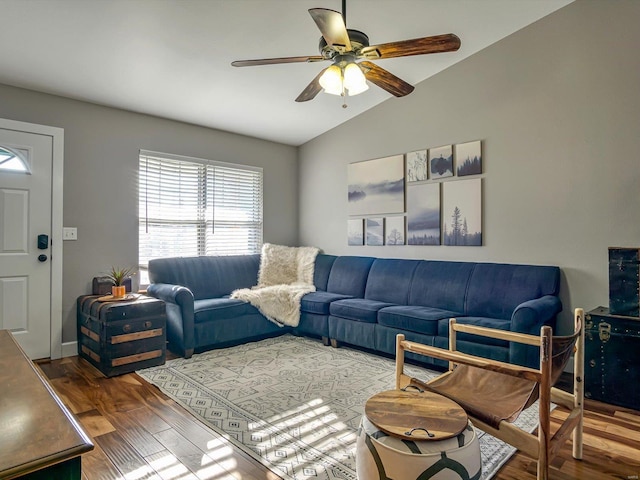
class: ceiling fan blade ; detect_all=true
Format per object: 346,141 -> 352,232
232,55 -> 324,67
309,8 -> 352,52
359,61 -> 414,97
360,33 -> 461,59
295,68 -> 328,102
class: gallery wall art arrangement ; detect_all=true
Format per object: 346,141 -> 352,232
347,140 -> 482,247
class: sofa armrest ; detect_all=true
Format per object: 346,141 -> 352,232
510,295 -> 562,367
147,283 -> 195,358
511,295 -> 562,334
148,282 -> 193,305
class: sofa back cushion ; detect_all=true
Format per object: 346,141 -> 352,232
408,261 -> 475,313
326,256 -> 375,297
149,254 -> 260,300
365,259 -> 421,304
314,254 -> 338,291
465,263 -> 560,319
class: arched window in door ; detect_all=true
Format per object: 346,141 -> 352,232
0,146 -> 29,173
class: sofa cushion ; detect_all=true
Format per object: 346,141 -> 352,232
378,306 -> 462,336
150,254 -> 260,300
301,291 -> 353,315
330,298 -> 394,323
314,254 -> 338,291
364,258 -> 420,304
465,264 -> 560,319
326,256 -> 375,297
375,324 -> 438,366
408,261 -> 474,312
438,316 -> 511,347
194,298 -> 257,323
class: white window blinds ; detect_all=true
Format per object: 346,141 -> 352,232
139,151 -> 263,269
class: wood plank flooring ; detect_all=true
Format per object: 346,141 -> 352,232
37,355 -> 640,480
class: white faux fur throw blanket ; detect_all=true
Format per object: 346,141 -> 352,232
231,243 -> 319,327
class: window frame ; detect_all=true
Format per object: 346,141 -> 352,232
138,149 -> 263,284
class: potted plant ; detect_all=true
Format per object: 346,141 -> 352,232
106,266 -> 135,298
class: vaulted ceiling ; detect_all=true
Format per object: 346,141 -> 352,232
1,0 -> 573,146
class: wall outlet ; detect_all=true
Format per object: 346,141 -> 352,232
63,227 -> 78,241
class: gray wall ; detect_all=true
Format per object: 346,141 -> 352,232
298,0 -> 640,334
0,84 -> 299,343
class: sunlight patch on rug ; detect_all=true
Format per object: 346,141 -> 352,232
138,334 -> 542,480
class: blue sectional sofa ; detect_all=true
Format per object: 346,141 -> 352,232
147,254 -> 562,368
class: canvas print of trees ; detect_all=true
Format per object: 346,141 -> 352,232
407,183 -> 440,245
366,218 -> 384,246
385,216 -> 405,245
442,179 -> 482,246
348,155 -> 405,216
456,140 -> 482,176
406,150 -> 428,182
429,145 -> 453,179
348,219 -> 364,246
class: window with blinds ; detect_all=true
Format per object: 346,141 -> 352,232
138,150 -> 263,278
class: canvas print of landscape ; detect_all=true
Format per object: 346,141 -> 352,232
429,145 -> 453,179
366,218 -> 384,246
347,219 -> 364,246
406,149 -> 428,182
456,140 -> 482,176
442,178 -> 482,246
348,155 -> 405,216
407,183 -> 441,245
385,216 -> 405,245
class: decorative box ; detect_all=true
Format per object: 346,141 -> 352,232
92,276 -> 132,295
609,247 -> 640,317
77,294 -> 166,377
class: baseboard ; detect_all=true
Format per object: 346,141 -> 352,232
62,341 -> 78,358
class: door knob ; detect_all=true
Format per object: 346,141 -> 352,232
38,254 -> 48,262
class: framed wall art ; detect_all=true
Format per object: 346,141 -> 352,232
366,217 -> 384,246
385,216 -> 405,245
442,178 -> 482,246
456,140 -> 482,176
429,145 -> 453,179
407,183 -> 441,245
348,155 -> 405,216
347,218 -> 364,246
406,149 -> 428,183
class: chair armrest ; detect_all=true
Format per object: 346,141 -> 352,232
147,283 -> 195,357
400,337 -> 541,381
510,295 -> 562,367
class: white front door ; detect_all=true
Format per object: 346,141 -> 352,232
0,124 -> 56,359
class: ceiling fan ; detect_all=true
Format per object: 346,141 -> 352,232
231,0 -> 461,104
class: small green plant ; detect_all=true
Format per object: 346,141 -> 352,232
106,266 -> 135,286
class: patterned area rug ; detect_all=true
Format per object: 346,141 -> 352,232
138,334 -> 541,480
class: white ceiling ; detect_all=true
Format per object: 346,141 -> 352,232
1,0 -> 573,146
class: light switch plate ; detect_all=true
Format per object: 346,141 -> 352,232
63,227 -> 78,241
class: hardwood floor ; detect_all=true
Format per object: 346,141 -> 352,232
37,355 -> 640,480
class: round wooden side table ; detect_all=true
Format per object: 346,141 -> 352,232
356,388 -> 482,480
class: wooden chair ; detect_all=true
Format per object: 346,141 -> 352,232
395,308 -> 584,480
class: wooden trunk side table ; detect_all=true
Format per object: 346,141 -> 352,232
0,330 -> 93,479
77,294 -> 167,377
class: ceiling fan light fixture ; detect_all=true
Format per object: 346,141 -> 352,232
343,62 -> 368,95
319,65 -> 343,95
